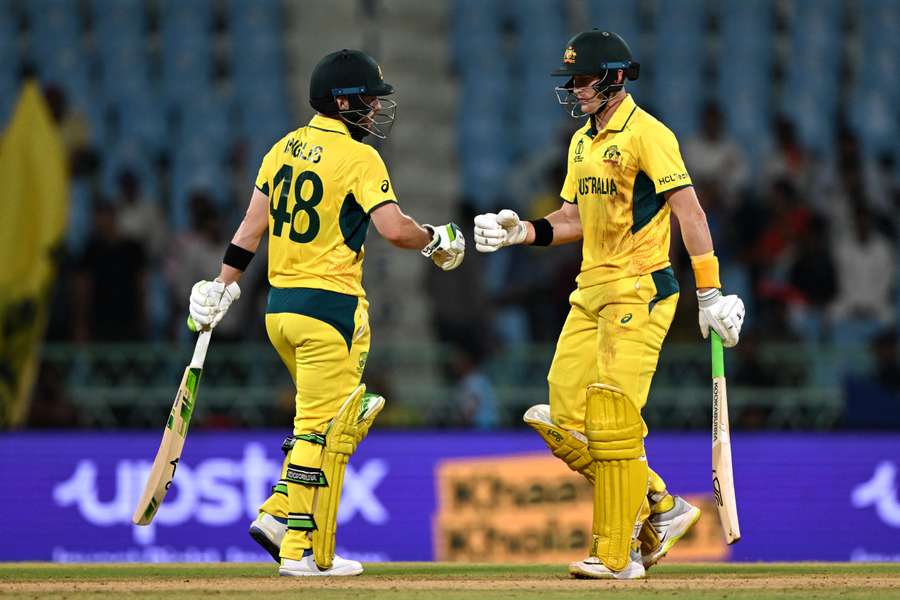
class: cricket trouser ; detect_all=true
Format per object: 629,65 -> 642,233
547,268 -> 678,569
258,287 -> 371,561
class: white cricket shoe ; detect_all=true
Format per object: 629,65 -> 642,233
641,495 -> 702,569
279,551 -> 363,577
569,550 -> 646,580
249,512 -> 286,563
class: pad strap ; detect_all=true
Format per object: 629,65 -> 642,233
285,463 -> 327,487
287,512 -> 317,531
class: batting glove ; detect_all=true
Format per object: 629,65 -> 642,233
697,289 -> 745,348
473,209 -> 527,252
189,279 -> 241,330
421,223 -> 465,271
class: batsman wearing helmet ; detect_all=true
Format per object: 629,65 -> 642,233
474,30 -> 745,579
188,49 -> 465,577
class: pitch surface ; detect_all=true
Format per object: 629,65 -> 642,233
1,563 -> 899,599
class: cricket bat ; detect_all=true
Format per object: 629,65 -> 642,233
711,331 -> 741,544
132,327 -> 212,525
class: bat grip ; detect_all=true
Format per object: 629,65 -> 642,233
710,331 -> 725,379
190,330 -> 212,368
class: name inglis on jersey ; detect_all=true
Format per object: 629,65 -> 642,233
285,138 -> 323,163
578,176 -> 618,197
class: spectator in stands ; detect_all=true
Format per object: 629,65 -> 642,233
682,101 -> 748,210
830,202 -> 896,326
867,151 -> 900,227
74,201 -> 148,341
115,168 -> 168,261
166,190 -> 239,338
451,345 -> 499,429
761,115 -> 812,195
751,178 -> 810,275
843,329 -> 900,429
42,82 -> 95,176
786,214 -> 837,339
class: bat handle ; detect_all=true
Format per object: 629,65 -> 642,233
190,330 -> 212,368
710,331 -> 724,379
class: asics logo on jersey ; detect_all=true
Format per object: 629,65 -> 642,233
381,180 -> 389,193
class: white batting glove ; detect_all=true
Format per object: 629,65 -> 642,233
697,289 -> 745,348
421,223 -> 465,271
189,279 -> 241,330
473,209 -> 527,252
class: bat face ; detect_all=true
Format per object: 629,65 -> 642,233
712,374 -> 741,544
132,366 -> 202,526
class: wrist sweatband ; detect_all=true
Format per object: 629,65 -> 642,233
223,243 -> 255,271
690,251 -> 721,289
529,218 -> 554,247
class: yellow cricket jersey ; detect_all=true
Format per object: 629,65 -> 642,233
560,94 -> 692,288
255,114 -> 397,297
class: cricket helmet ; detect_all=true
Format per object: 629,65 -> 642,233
552,30 -> 640,118
309,49 -> 396,139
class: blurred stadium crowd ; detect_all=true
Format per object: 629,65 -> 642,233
3,0 -> 898,430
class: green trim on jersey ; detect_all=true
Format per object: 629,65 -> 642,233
339,193 -> 370,252
648,266 -> 679,313
631,170 -> 666,234
267,287 -> 358,350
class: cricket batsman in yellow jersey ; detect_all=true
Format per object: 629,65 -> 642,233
187,49 -> 465,577
474,30 -> 745,579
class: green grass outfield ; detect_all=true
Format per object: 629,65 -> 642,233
1,562 -> 899,599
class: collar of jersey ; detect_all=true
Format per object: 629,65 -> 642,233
309,114 -> 350,136
584,93 -> 637,138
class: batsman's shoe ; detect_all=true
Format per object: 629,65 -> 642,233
279,550 -> 363,577
641,496 -> 701,569
569,549 -> 646,580
249,512 -> 287,563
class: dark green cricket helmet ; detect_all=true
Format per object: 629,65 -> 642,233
309,49 -> 396,139
551,29 -> 640,81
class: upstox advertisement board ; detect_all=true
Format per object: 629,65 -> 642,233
0,432 -> 897,562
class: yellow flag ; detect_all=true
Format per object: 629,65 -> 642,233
0,80 -> 69,427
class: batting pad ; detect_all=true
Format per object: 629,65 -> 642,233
586,384 -> 649,572
312,385 -> 385,570
524,404 -> 596,484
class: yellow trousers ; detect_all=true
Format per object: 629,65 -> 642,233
258,288 -> 370,559
547,269 -> 678,490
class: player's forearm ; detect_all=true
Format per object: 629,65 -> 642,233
217,228 -> 263,284
218,189 -> 269,284
522,206 -> 582,246
371,203 -> 432,249
668,187 -> 717,290
677,205 -> 714,258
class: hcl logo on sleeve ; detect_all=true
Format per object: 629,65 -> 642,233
52,443 -> 388,544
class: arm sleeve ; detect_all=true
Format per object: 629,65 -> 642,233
559,139 -> 577,203
355,147 -> 399,213
639,122 -> 692,194
254,141 -> 281,197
